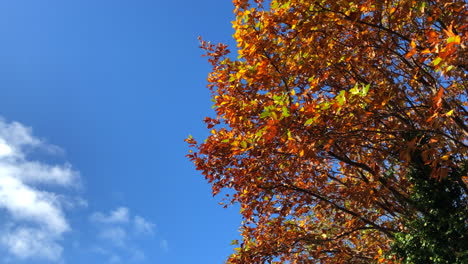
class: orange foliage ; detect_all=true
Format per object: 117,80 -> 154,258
188,0 -> 467,263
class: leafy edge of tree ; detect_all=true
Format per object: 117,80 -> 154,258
388,161 -> 468,264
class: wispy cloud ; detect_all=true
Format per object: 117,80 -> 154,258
89,207 -> 156,263
0,118 -> 82,261
134,215 -> 155,235
90,207 -> 130,224
0,118 -> 162,263
98,226 -> 128,247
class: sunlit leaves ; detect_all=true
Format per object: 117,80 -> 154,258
189,0 -> 467,263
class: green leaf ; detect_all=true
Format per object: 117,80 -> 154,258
273,94 -> 282,102
282,106 -> 290,117
420,1 -> 427,12
432,57 -> 442,66
260,110 -> 271,119
281,1 -> 291,9
271,0 -> 279,9
336,90 -> 346,105
255,21 -> 262,29
271,111 -> 278,120
362,83 -> 370,96
446,36 -> 460,44
304,117 -> 317,126
255,130 -> 264,137
240,141 -> 247,148
350,83 -> 360,95
321,102 -> 330,110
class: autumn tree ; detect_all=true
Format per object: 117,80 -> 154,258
187,0 -> 467,263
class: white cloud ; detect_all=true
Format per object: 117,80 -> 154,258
90,207 -> 157,263
90,207 -> 130,224
90,207 -> 155,244
98,227 -> 127,247
0,118 -> 81,262
0,120 -> 41,151
134,216 -> 155,235
0,175 -> 69,233
1,226 -> 63,261
0,139 -> 13,157
0,161 -> 78,186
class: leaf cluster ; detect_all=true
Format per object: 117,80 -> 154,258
188,0 -> 467,263
390,163 -> 468,264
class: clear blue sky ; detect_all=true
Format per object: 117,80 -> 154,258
0,1 -> 241,263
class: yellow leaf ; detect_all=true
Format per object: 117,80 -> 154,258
421,48 -> 431,54
299,149 -> 305,157
445,109 -> 454,116
447,35 -> 461,44
432,57 -> 442,66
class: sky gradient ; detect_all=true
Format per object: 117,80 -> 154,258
0,1 -> 241,263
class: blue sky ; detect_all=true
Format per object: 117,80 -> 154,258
0,1 -> 241,263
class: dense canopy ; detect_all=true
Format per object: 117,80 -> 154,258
188,0 -> 467,263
